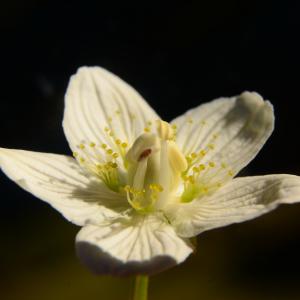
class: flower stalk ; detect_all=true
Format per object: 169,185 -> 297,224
133,275 -> 149,300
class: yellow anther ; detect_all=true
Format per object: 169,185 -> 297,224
121,142 -> 128,148
188,176 -> 195,184
193,166 -> 199,173
182,174 -> 188,181
104,127 -> 110,132
147,121 -> 152,126
156,184 -> 163,192
144,127 -> 150,133
191,152 -> 197,159
89,142 -> 96,148
96,164 -> 102,169
208,143 -> 215,150
199,150 -> 206,157
171,124 -> 177,130
209,161 -> 215,168
149,183 -> 164,194
217,182 -> 222,187
115,139 -> 121,145
101,143 -> 107,149
73,152 -> 78,157
79,144 -> 85,150
79,157 -> 85,163
115,110 -> 121,115
112,153 -> 119,158
200,120 -> 206,125
199,164 -> 206,170
106,149 -> 113,155
110,162 -> 118,168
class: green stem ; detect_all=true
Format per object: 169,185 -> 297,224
133,275 -> 149,300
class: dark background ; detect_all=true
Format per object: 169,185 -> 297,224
1,1 -> 300,299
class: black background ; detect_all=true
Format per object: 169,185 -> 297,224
1,1 -> 300,300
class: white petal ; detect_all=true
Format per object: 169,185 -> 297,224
76,213 -> 193,276
171,174 -> 300,237
63,67 -> 159,159
0,148 -> 127,225
172,92 -> 274,177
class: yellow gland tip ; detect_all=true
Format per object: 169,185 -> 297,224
106,149 -> 113,155
208,161 -> 215,168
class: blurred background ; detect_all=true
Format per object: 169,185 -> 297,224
1,0 -> 300,299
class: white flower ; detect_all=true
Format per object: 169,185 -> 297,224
1,67 -> 300,276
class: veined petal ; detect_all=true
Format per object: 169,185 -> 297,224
63,67 -> 159,165
76,213 -> 193,276
172,92 -> 274,178
0,148 -> 127,226
170,174 -> 300,237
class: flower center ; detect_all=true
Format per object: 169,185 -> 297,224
73,118 -> 235,213
124,120 -> 187,212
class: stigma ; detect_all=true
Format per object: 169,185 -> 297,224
124,120 -> 187,212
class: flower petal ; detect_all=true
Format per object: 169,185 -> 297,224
0,148 -> 127,225
63,67 -> 159,160
172,92 -> 274,177
76,213 -> 193,276
171,174 -> 300,237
